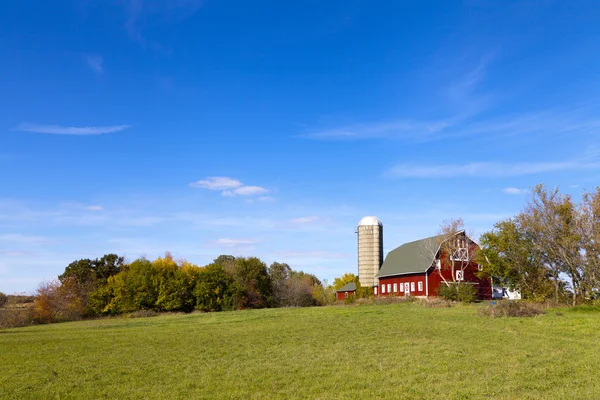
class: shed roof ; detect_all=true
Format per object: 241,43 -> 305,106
376,234 -> 445,278
336,282 -> 357,292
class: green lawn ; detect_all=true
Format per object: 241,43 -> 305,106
1,303 -> 599,399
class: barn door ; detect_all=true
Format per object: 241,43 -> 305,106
404,283 -> 410,296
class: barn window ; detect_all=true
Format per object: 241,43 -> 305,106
382,285 -> 386,294
393,283 -> 398,293
404,283 -> 409,292
399,283 -> 404,292
345,292 -> 348,298
436,259 -> 441,269
418,281 -> 423,291
374,287 -> 378,295
456,270 -> 464,281
387,284 -> 391,293
410,282 -> 415,292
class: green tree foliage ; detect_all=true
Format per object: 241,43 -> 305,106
58,254 -> 125,316
479,184 -> 600,305
438,283 -> 477,303
194,264 -> 241,311
231,257 -> 273,308
478,219 -> 553,301
60,254 -> 124,285
98,258 -> 158,314
333,273 -> 358,291
153,255 -> 199,312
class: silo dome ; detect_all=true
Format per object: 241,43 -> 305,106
358,216 -> 383,226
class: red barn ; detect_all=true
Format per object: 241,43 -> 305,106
374,231 -> 491,299
336,282 -> 357,301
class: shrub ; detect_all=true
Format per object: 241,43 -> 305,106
126,310 -> 160,318
438,283 -> 478,303
0,306 -> 35,328
344,295 -> 356,305
373,295 -> 414,305
478,301 -> 545,318
0,292 -> 7,308
34,280 -> 86,323
415,298 -> 452,308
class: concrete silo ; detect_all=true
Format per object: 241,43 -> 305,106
357,216 -> 383,288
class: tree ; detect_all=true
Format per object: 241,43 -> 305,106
269,262 -> 292,307
153,255 -> 198,312
194,264 -> 240,312
97,258 -> 158,314
230,257 -> 273,308
579,188 -> 600,300
421,218 -> 478,288
522,185 -> 581,304
59,254 -> 125,315
478,219 -> 553,301
333,273 -> 358,291
0,292 -> 7,308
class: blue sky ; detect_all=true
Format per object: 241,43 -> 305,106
1,1 -> 600,293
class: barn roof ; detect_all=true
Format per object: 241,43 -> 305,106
336,282 -> 357,292
376,234 -> 446,278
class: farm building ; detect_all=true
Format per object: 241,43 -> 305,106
335,282 -> 356,301
356,216 -> 492,300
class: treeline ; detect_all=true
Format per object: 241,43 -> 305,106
479,184 -> 600,305
32,253 -> 335,323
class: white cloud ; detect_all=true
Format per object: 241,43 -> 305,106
387,160 -> 600,178
191,176 -> 269,197
0,234 -> 50,244
206,238 -> 259,249
503,187 -> 528,195
290,216 -> 320,224
0,251 -> 30,256
86,55 -> 104,73
300,103 -> 600,144
61,203 -> 103,212
225,186 -> 269,197
189,177 -> 242,190
16,123 -> 131,135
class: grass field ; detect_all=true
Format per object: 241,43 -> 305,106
1,302 -> 599,399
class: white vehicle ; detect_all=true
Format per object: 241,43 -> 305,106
492,286 -> 521,300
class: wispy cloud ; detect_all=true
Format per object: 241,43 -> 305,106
204,238 -> 259,250
16,123 -> 131,136
190,177 -> 242,190
190,176 -> 270,197
503,187 -> 528,195
387,159 -> 600,178
121,0 -> 204,45
85,54 -> 104,73
290,216 -> 320,224
299,120 -> 452,141
0,234 -> 51,245
223,186 -> 269,197
300,57 -> 492,141
61,203 -> 103,212
0,251 -> 31,256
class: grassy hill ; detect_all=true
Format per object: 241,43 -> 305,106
1,302 -> 599,399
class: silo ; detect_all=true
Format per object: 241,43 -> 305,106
357,216 -> 383,288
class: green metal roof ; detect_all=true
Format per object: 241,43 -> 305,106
376,234 -> 445,278
336,282 -> 357,292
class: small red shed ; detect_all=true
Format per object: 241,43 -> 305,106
374,231 -> 491,300
336,282 -> 357,301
